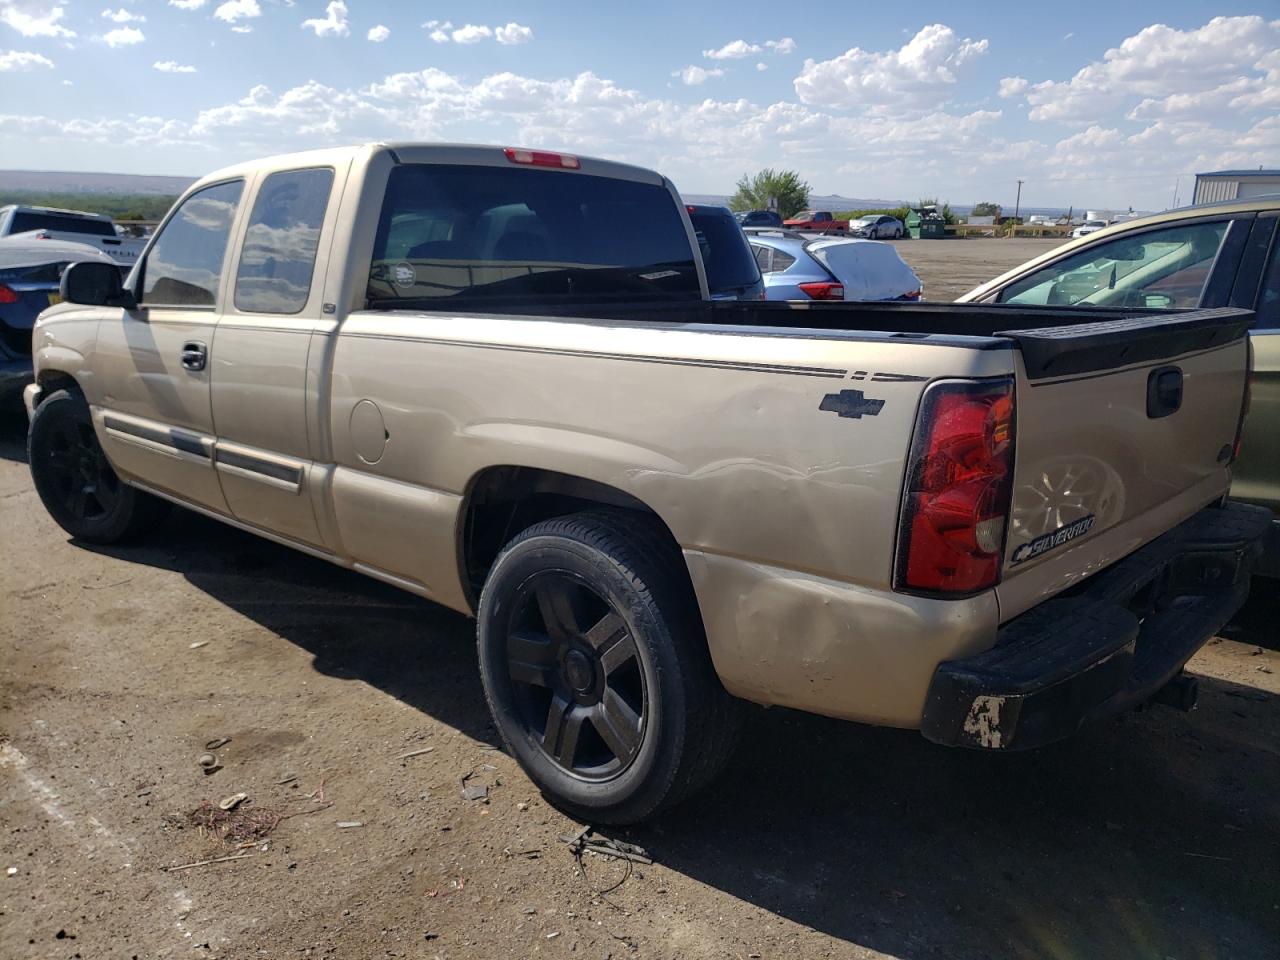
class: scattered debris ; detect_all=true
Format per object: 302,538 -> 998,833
425,889 -> 439,899
205,737 -> 231,750
561,828 -> 652,865
504,847 -> 542,860
546,932 -> 561,940
164,852 -> 252,872
337,821 -> 364,829
218,792 -> 248,812
188,797 -> 325,845
462,783 -> 489,801
396,747 -> 434,760
198,753 -> 221,775
6,867 -> 16,876
189,640 -> 209,649
83,577 -> 132,590
516,802 -> 528,811
1259,666 -> 1274,675
276,773 -> 298,785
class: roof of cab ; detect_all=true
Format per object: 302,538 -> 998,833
189,142 -> 668,195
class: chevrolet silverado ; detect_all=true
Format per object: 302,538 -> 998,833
24,143 -> 1269,823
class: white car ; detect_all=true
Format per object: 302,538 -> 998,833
1072,219 -> 1108,239
0,204 -> 146,273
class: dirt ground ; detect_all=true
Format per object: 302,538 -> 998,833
890,237 -> 1066,303
3,290 -> 1280,958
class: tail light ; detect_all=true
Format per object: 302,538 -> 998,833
503,147 -> 580,169
0,284 -> 18,305
1232,338 -> 1253,463
894,378 -> 1016,596
798,281 -> 844,300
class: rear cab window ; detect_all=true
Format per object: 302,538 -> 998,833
366,164 -> 699,306
687,208 -> 761,294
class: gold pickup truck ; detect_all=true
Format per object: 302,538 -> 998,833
23,144 -> 1271,824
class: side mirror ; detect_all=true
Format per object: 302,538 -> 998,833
60,260 -> 137,309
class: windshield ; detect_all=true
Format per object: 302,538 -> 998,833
10,211 -> 115,237
366,164 -> 699,306
688,208 -> 760,293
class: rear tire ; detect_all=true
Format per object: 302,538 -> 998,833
476,510 -> 742,824
28,388 -> 168,543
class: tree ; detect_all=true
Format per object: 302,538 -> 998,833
728,169 -> 810,219
971,201 -> 1001,217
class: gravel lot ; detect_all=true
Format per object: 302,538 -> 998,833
891,237 -> 1067,302
3,240 -> 1280,959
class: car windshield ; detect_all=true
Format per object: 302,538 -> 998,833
366,163 -> 700,305
689,209 -> 760,292
853,217 -> 877,225
10,211 -> 115,237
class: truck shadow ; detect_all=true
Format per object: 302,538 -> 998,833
60,502 -> 1280,959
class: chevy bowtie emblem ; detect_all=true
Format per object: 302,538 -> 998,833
819,389 -> 885,419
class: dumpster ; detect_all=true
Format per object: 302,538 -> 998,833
907,206 -> 947,239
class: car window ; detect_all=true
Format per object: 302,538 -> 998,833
234,167 -> 334,314
141,180 -> 244,307
367,164 -> 699,304
10,211 -> 116,237
689,209 -> 760,292
751,244 -> 771,273
769,249 -> 796,272
1257,230 -> 1280,330
997,220 -> 1229,309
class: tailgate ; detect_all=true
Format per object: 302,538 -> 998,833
994,308 -> 1252,620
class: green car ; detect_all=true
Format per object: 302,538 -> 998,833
959,195 -> 1280,573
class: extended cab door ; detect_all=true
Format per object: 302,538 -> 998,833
210,162 -> 348,546
92,179 -> 245,512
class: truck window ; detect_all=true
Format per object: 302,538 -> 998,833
9,211 -> 116,237
234,167 -> 334,314
996,221 -> 1229,309
1257,231 -> 1280,330
367,164 -> 699,305
140,180 -> 244,308
688,208 -> 761,292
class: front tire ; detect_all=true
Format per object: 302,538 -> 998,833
477,510 -> 741,824
28,388 -> 167,543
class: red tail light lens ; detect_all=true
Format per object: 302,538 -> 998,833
895,378 -> 1016,596
798,281 -> 845,300
0,283 -> 18,304
503,147 -> 581,169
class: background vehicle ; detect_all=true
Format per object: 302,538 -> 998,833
782,210 -> 849,233
850,215 -> 904,239
0,204 -> 146,273
734,210 -> 783,228
748,231 -> 921,301
1072,219 -> 1109,239
959,193 -> 1280,574
685,204 -> 764,300
26,143 -> 1265,825
0,237 -> 118,406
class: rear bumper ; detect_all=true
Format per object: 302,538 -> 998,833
921,501 -> 1272,750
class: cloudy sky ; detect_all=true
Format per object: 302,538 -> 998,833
0,1 -> 1276,210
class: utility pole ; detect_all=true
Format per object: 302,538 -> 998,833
1013,179 -> 1024,222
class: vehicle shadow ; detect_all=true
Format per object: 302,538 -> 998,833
43,495 -> 1280,958
0,412 -> 28,462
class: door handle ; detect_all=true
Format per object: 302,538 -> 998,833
181,341 -> 207,372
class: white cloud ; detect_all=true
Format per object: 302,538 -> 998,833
102,26 -> 144,47
704,39 -> 761,60
756,62 -> 767,72
1021,15 -> 1280,124
0,2 -> 75,38
451,24 -> 491,44
102,7 -> 144,23
0,48 -> 53,70
231,25 -> 251,33
213,0 -> 260,24
673,65 -> 724,85
495,22 -> 532,45
998,76 -> 1028,98
764,37 -> 795,54
302,1 -> 348,38
794,23 -> 988,111
367,24 -> 389,43
423,19 -> 452,43
154,59 -> 196,73
169,0 -> 207,8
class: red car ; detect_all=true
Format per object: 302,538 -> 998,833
782,210 -> 849,233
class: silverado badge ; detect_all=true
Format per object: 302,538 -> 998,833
1011,515 -> 1096,565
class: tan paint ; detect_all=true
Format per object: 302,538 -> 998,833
27,143 -> 1251,729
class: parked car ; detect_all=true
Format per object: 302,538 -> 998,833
849,215 -> 904,239
959,192 -> 1280,573
0,204 -> 147,273
734,210 -> 783,228
1071,219 -> 1109,239
782,210 -> 849,233
26,143 -> 1267,825
685,204 -> 764,300
748,232 -> 922,301
0,236 -> 118,406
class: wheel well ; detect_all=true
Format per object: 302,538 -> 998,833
458,466 -> 680,610
36,370 -> 80,399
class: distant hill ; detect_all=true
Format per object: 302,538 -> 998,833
0,170 -> 197,195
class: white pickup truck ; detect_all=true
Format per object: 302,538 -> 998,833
25,143 -> 1271,823
0,204 -> 146,273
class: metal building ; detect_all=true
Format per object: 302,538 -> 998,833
1193,169 -> 1280,204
